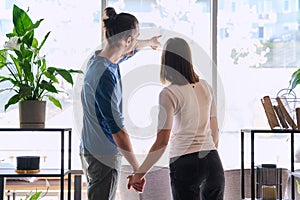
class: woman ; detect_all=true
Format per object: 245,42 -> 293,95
80,7 -> 160,200
128,37 -> 225,200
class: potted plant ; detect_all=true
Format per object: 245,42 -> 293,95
0,5 -> 82,128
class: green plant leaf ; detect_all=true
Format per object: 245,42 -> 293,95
40,58 -> 47,72
0,87 -> 14,93
289,68 -> 300,90
24,193 -> 30,200
6,33 -> 17,38
13,5 -> 33,36
14,49 -> 22,59
43,71 -> 58,83
4,94 -> 20,111
0,50 -> 7,68
22,30 -> 34,47
27,19 -> 44,32
9,54 -> 22,78
47,67 -> 56,74
32,38 -> 38,48
20,45 -> 33,61
69,69 -> 84,74
0,76 -> 16,84
56,68 -> 73,85
296,179 -> 300,194
19,84 -> 33,98
39,80 -> 58,93
38,31 -> 50,51
24,62 -> 34,84
290,76 -> 300,91
47,95 -> 62,109
29,191 -> 42,200
291,68 -> 300,80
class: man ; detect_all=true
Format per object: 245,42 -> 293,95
80,7 -> 161,200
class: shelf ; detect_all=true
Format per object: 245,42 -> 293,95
241,129 -> 297,199
241,128 -> 300,133
0,169 -> 71,177
291,170 -> 300,178
244,199 -> 292,200
0,128 -> 72,200
0,128 -> 72,132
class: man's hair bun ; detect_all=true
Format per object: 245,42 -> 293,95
103,7 -> 117,28
102,7 -> 138,44
104,7 -> 117,18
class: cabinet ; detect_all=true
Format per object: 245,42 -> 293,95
240,129 -> 300,200
0,128 -> 72,200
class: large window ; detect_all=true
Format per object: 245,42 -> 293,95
1,0 -> 300,173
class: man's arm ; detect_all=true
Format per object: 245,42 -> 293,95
136,35 -> 161,51
112,128 -> 140,172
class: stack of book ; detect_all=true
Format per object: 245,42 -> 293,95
261,96 -> 299,129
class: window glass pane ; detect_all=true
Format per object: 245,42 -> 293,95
108,0 -> 211,54
107,0 -> 211,166
232,2 -> 236,12
218,0 -> 299,168
284,0 -> 289,11
0,0 -> 101,126
0,0 -> 101,168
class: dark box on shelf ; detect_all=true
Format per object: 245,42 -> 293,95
16,156 -> 40,174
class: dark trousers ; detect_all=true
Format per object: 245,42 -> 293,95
80,148 -> 121,200
169,150 -> 225,200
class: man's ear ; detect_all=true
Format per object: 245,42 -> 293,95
125,35 -> 133,46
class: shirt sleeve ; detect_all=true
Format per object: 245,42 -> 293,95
95,71 -> 124,134
157,88 -> 176,130
118,48 -> 138,64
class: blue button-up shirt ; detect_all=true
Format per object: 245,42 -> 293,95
81,49 -> 136,155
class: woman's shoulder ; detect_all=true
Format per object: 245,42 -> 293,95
160,86 -> 177,98
160,86 -> 172,95
198,79 -> 208,84
198,79 -> 212,89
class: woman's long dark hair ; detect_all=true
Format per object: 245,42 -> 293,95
160,37 -> 199,85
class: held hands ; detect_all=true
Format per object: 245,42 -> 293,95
127,173 -> 146,193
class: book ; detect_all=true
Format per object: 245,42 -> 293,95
276,97 -> 297,129
261,96 -> 280,129
296,108 -> 300,129
273,105 -> 289,129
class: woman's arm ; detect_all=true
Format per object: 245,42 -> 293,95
210,116 -> 219,149
128,88 -> 174,191
127,129 -> 171,188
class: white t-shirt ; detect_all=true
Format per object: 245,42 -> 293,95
158,80 -> 217,158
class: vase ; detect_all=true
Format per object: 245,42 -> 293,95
19,100 -> 46,128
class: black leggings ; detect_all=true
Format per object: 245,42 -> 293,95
169,150 -> 225,200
